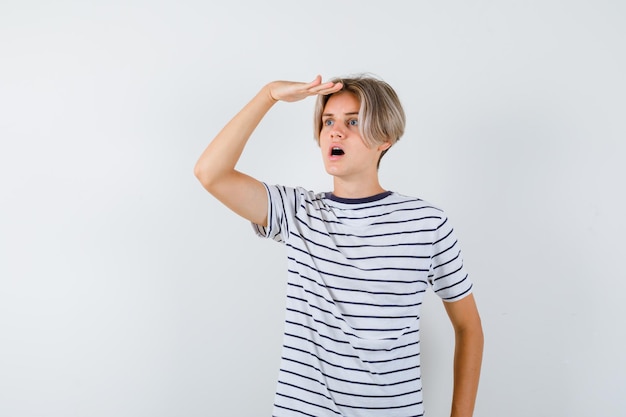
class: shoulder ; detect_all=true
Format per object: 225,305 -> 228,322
389,191 -> 446,217
263,183 -> 325,207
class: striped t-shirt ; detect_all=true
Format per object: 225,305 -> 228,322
253,184 -> 473,417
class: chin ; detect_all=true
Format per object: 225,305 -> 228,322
324,165 -> 341,176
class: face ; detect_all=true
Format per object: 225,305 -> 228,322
319,92 -> 390,179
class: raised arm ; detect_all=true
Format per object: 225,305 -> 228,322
443,293 -> 484,417
194,75 -> 342,226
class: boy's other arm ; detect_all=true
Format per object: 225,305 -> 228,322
444,293 -> 484,417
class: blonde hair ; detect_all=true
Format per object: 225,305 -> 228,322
313,74 -> 406,164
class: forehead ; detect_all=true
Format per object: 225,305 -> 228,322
323,91 -> 360,114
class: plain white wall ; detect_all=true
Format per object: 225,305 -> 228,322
1,1 -> 625,416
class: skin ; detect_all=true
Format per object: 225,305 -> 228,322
319,91 -> 391,198
194,75 -> 483,417
444,294 -> 484,417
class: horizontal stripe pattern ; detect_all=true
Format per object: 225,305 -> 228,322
254,184 -> 472,417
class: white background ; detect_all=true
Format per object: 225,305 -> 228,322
1,1 -> 625,416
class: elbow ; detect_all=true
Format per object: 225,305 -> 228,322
194,160 -> 233,195
194,162 -> 217,192
458,320 -> 484,352
193,161 -> 204,182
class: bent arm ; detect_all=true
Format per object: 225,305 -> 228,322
194,76 -> 342,226
194,85 -> 276,226
443,293 -> 484,417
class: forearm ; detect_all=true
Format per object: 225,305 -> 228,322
194,84 -> 276,189
450,324 -> 484,417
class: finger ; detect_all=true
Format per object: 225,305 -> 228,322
315,82 -> 343,95
306,75 -> 323,89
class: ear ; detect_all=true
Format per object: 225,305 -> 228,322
378,141 -> 392,152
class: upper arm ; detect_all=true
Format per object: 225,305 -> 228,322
199,169 -> 269,227
443,293 -> 483,334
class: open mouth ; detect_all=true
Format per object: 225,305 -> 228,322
330,147 -> 345,156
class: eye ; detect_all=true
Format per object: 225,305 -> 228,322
323,119 -> 334,126
348,119 -> 359,126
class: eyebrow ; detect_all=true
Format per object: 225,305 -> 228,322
322,111 -> 359,117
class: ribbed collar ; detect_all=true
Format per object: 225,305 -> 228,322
324,191 -> 393,204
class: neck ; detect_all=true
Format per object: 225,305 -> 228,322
331,177 -> 386,199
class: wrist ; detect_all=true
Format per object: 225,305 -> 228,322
263,82 -> 279,103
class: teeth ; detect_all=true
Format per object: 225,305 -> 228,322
331,147 -> 345,156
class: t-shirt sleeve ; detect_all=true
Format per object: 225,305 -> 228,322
251,183 -> 295,244
428,214 -> 473,302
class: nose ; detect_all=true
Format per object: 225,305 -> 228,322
330,124 -> 345,140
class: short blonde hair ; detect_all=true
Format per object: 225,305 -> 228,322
313,74 -> 406,163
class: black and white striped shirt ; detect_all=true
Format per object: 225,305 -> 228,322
253,184 -> 473,417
